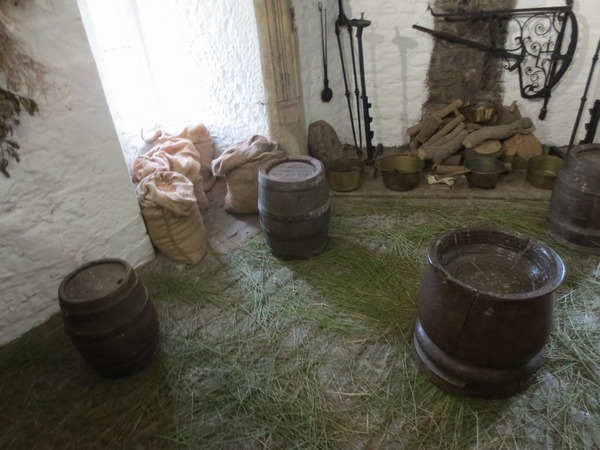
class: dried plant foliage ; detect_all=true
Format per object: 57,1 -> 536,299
0,87 -> 38,176
0,0 -> 45,177
1,197 -> 599,449
0,24 -> 47,95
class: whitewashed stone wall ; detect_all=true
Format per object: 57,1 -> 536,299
0,0 -> 154,346
295,0 -> 600,148
78,0 -> 269,167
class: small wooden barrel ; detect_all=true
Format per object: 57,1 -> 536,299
58,258 -> 159,378
549,144 -> 600,254
258,156 -> 330,259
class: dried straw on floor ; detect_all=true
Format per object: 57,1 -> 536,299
1,197 -> 599,449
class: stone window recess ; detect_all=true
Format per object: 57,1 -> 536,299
78,0 -> 271,166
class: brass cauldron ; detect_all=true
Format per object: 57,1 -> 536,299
375,154 -> 424,191
526,155 -> 564,189
324,158 -> 365,192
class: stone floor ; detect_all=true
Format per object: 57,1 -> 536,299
331,165 -> 552,201
202,180 -> 261,254
202,166 -> 551,256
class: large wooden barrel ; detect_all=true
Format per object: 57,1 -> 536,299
258,156 -> 330,259
549,143 -> 600,254
58,258 -> 159,378
413,225 -> 565,398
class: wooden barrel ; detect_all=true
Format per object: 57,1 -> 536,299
58,258 -> 159,378
258,156 -> 330,259
413,225 -> 565,398
549,143 -> 600,254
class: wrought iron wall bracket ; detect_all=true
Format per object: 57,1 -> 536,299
413,2 -> 578,120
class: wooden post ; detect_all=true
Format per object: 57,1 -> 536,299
253,0 -> 307,155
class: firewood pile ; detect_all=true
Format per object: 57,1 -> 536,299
407,99 -> 543,177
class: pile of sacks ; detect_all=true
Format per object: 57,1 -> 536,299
131,123 -> 215,264
211,135 -> 284,214
132,125 -> 285,263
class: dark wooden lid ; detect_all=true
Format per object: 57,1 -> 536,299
576,145 -> 600,171
58,258 -> 136,311
261,156 -> 322,182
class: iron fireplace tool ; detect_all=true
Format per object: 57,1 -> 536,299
318,3 -> 333,102
335,0 -> 359,151
569,37 -> 600,149
351,13 -> 379,165
346,6 -> 363,152
581,100 -> 600,145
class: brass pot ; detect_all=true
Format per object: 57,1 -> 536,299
375,155 -> 424,191
324,158 -> 365,192
526,155 -> 565,189
464,157 -> 505,189
465,102 -> 495,124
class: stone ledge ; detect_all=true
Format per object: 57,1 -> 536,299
330,166 -> 552,201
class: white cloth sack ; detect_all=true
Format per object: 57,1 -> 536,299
137,171 -> 208,264
142,122 -> 217,192
211,135 -> 284,214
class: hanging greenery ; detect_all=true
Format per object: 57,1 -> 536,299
0,87 -> 37,177
0,0 -> 45,178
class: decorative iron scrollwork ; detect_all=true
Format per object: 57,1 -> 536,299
414,3 -> 578,120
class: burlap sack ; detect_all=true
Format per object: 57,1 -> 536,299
211,135 -> 284,214
131,138 -> 209,212
142,122 -> 216,191
137,171 -> 208,264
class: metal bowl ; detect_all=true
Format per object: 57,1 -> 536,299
324,158 -> 365,192
375,155 -> 425,191
464,156 -> 505,189
526,155 -> 564,189
465,102 -> 495,124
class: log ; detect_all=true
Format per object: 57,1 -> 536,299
440,153 -> 462,166
426,114 -> 465,146
465,123 -> 482,132
435,164 -> 470,176
472,139 -> 502,155
495,100 -> 522,125
502,132 -> 542,160
407,99 -> 465,136
418,130 -> 470,164
415,115 -> 443,145
436,162 -> 511,176
429,122 -> 465,148
430,99 -> 465,121
406,122 -> 422,137
462,117 -> 533,149
409,135 -> 419,151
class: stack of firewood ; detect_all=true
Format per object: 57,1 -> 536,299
407,99 -> 543,175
